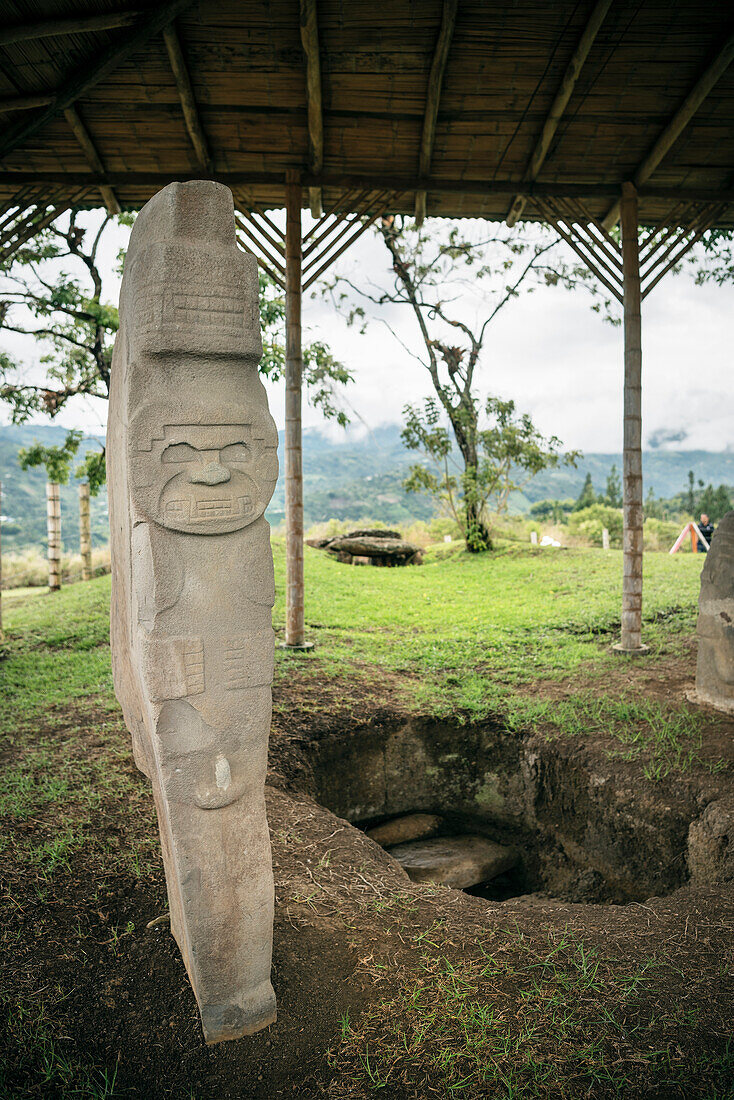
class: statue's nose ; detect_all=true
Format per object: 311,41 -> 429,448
189,461 -> 230,486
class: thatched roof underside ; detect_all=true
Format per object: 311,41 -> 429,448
1,0 -> 733,226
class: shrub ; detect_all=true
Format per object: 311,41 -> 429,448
643,517 -> 682,552
567,504 -> 623,547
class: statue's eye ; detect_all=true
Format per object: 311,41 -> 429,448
163,443 -> 198,463
220,442 -> 249,462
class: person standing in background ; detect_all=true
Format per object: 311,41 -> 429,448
698,513 -> 715,553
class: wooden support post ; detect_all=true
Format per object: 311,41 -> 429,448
46,482 -> 61,592
79,482 -> 92,581
0,481 -> 3,636
283,174 -> 311,650
615,182 -> 647,654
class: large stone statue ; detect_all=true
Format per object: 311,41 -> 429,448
108,181 -> 278,1043
695,510 -> 734,714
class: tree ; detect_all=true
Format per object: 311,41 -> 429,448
686,470 -> 696,514
574,473 -> 597,511
324,215 -> 595,550
402,394 -> 576,550
1,208 -> 352,478
605,464 -> 622,508
698,483 -> 732,524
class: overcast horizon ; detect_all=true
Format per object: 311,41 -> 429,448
1,210 -> 732,456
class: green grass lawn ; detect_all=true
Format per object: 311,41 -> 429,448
2,540 -> 705,728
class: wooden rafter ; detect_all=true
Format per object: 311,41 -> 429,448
3,169 -> 732,208
63,106 -> 120,215
0,0 -> 198,162
162,21 -> 213,174
639,203 -> 723,299
0,193 -> 86,263
0,10 -> 144,48
299,0 -> 324,219
234,189 -> 400,291
506,0 -> 613,227
534,196 -> 623,303
302,191 -> 394,289
415,0 -> 458,225
602,30 -> 734,228
0,94 -> 54,113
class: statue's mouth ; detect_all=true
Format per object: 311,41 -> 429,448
164,494 -> 253,521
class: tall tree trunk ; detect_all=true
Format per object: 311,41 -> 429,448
79,481 -> 92,581
454,416 -> 492,552
46,481 -> 61,591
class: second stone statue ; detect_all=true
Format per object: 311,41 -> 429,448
108,181 -> 278,1043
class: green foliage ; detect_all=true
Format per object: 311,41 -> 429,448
573,472 -> 597,510
567,503 -> 623,547
0,211 -> 120,422
256,270 -> 353,425
17,429 -> 83,485
605,463 -> 622,507
402,394 -> 577,549
529,498 -> 574,522
75,447 -> 106,496
698,482 -> 732,523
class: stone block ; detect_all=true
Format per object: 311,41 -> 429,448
389,835 -> 517,889
366,813 -> 443,847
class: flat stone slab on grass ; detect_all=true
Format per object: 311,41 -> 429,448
366,813 -> 442,847
389,835 -> 517,889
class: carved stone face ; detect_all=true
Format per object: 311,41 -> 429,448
131,419 -> 276,534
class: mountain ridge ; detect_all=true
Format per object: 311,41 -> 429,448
1,422 -> 732,551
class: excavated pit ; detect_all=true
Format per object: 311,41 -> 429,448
312,717 -> 704,904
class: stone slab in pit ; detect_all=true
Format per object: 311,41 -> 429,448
389,835 -> 517,889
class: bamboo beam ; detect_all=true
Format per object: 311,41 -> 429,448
415,0 -> 458,225
299,0 -> 324,218
602,31 -> 734,229
2,170 -> 733,208
162,21 -> 213,174
283,174 -> 311,649
507,0 -> 613,227
0,10 -> 144,47
0,200 -> 76,262
0,95 -> 55,113
303,205 -> 388,289
534,197 -> 623,302
0,0 -> 198,161
63,107 -> 120,215
641,209 -> 722,300
615,182 -> 646,654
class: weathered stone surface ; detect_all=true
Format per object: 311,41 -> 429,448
389,835 -> 517,889
695,511 -> 734,714
108,181 -> 278,1044
688,797 -> 734,884
327,536 -> 421,566
366,813 -> 443,847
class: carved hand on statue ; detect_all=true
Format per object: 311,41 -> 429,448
156,698 -> 267,809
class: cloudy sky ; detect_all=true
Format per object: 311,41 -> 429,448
1,209 -> 732,454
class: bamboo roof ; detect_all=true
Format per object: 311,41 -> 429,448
1,0 -> 733,226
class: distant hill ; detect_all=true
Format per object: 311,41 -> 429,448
1,421 -> 732,551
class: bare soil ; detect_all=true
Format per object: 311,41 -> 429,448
1,648 -> 733,1098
